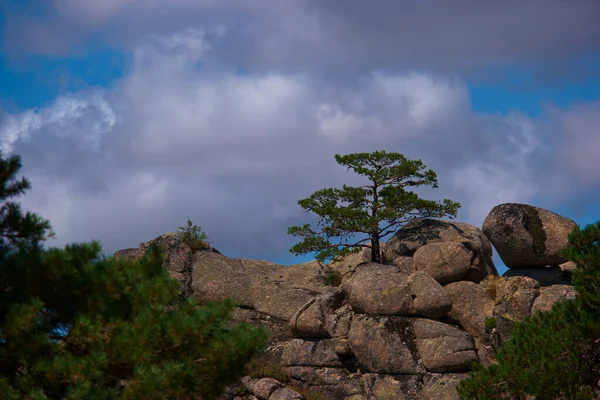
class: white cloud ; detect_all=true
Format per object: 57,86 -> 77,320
1,92 -> 115,154
1,28 -> 590,265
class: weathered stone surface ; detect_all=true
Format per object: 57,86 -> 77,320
408,271 -> 452,319
281,339 -> 344,368
325,304 -> 354,338
342,263 -> 412,315
136,232 -> 181,258
243,258 -> 327,321
422,374 -> 468,400
503,265 -> 568,286
163,243 -> 192,273
332,337 -> 353,356
290,288 -> 346,338
348,315 -> 420,374
383,219 -> 497,282
445,281 -> 494,338
269,388 -> 304,400
253,378 -> 283,399
343,264 -> 450,318
290,288 -> 345,338
289,298 -> 328,338
413,319 -> 478,373
493,276 -> 540,343
240,376 -> 259,393
482,203 -> 576,268
413,242 -> 473,284
531,284 -> 576,314
132,233 -> 328,322
112,248 -> 139,261
328,243 -> 388,281
287,367 -> 363,397
473,337 -> 497,367
361,374 -> 422,400
191,251 -> 254,307
391,256 -> 416,274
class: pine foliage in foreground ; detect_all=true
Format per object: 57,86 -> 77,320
458,221 -> 600,399
0,153 -> 269,399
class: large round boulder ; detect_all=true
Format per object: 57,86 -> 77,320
413,242 -> 473,284
482,203 -> 576,268
383,219 -> 497,282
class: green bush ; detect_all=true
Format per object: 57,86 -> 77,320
177,216 -> 211,251
484,317 -> 496,330
458,221 -> 600,399
0,153 -> 269,399
323,268 -> 342,287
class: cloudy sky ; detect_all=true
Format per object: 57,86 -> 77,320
1,0 -> 599,274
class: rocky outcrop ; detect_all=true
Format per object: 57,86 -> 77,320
112,203 -> 581,400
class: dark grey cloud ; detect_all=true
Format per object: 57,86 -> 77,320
3,0 -> 600,83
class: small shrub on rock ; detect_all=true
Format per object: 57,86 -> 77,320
323,268 -> 342,286
177,216 -> 211,251
484,317 -> 496,330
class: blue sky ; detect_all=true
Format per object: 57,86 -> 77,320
1,0 -> 599,275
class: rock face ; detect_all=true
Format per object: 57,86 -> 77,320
341,264 -> 451,318
111,203 -> 581,400
482,203 -> 576,268
413,242 -> 473,284
412,319 -> 478,373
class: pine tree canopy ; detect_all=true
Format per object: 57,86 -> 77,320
0,153 -> 269,399
288,150 -> 461,264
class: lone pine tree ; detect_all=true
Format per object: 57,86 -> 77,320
458,221 -> 600,400
0,152 -> 268,399
288,150 -> 461,264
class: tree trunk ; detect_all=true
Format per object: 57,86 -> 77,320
370,236 -> 381,263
